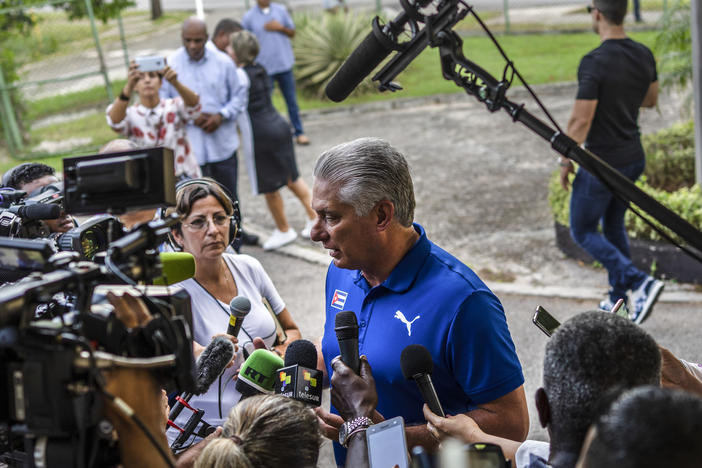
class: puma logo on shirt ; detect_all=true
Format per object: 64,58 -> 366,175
394,310 -> 420,336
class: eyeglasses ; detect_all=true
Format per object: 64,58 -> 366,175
182,214 -> 233,232
586,5 -> 597,13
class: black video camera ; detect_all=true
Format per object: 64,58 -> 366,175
0,147 -> 193,468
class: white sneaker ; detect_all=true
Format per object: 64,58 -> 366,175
301,219 -> 315,239
262,228 -> 297,251
629,276 -> 665,325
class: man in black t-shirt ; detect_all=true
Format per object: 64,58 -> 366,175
559,0 -> 663,324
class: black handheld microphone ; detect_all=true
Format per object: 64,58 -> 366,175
274,339 -> 323,407
400,344 -> 445,417
227,295 -> 251,337
167,336 -> 235,425
334,311 -> 360,374
8,203 -> 61,220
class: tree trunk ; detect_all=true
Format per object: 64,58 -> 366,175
151,0 -> 162,20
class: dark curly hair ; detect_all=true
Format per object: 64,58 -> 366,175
2,163 -> 55,189
543,311 -> 660,454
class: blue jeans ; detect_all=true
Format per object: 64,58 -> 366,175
269,69 -> 304,136
569,160 -> 648,301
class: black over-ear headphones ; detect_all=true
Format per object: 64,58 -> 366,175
167,178 -> 241,251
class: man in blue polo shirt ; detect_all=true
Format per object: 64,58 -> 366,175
242,0 -> 309,145
310,138 -> 528,465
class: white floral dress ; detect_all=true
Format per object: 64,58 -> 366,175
106,97 -> 203,178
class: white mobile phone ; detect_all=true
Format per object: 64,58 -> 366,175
135,55 -> 165,72
367,416 -> 409,468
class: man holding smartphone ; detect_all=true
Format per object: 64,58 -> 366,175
559,0 -> 662,323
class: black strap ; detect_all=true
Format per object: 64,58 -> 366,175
192,277 -> 256,344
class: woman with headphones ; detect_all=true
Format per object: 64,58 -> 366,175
167,178 -> 302,439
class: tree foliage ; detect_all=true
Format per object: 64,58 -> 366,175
293,11 -> 376,98
654,0 -> 691,90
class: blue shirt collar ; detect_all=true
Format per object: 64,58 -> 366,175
353,223 -> 429,294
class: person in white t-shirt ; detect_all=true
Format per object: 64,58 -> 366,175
166,177 -> 301,441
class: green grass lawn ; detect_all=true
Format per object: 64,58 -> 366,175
275,29 -> 657,111
8,29 -> 659,170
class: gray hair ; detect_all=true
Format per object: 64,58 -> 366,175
230,30 -> 259,66
313,138 -> 415,226
194,395 -> 320,468
543,311 -> 660,454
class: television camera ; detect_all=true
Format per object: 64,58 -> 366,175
0,147 -> 193,468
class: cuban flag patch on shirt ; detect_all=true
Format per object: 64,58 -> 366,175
331,289 -> 348,310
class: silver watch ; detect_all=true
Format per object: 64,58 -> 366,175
338,416 -> 373,448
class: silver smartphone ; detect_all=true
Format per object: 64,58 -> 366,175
135,55 -> 165,72
532,305 -> 561,337
367,416 -> 409,468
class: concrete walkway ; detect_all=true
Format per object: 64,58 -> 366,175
238,82 -> 702,306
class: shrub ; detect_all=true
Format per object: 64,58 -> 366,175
293,11 -> 375,98
548,121 -> 702,243
640,120 -> 695,191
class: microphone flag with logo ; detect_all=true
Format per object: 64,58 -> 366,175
274,339 -> 322,407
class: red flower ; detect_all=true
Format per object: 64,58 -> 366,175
147,132 -> 156,140
177,156 -> 185,164
177,137 -> 186,146
132,127 -> 144,138
158,127 -> 167,139
166,112 -> 176,123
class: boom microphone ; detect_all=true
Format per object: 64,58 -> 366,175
235,349 -> 284,399
400,344 -> 445,417
325,18 -> 394,102
168,336 -> 235,424
274,339 -> 322,406
325,0 -> 433,103
8,203 -> 61,220
227,295 -> 251,338
334,311 -> 360,374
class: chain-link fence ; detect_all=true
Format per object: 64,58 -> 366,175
0,0 -> 133,160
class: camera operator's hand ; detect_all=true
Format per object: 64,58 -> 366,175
102,291 -> 174,468
107,290 -> 151,329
